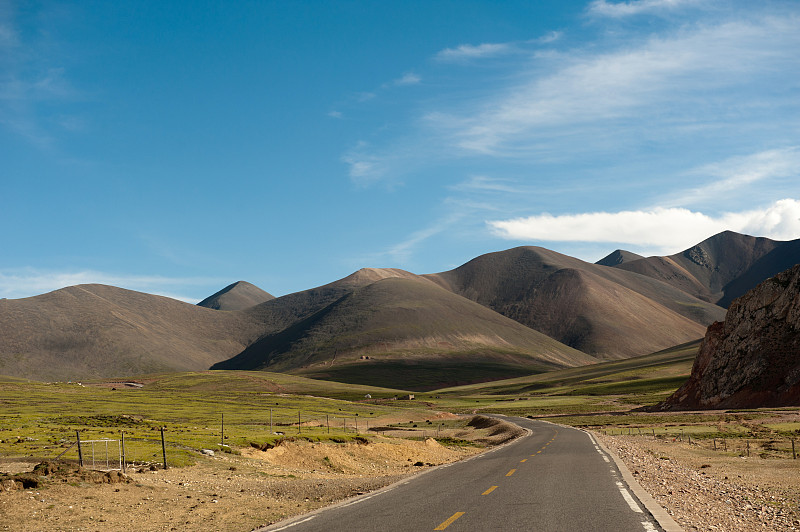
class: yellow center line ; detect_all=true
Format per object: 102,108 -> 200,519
506,468 -> 517,476
482,485 -> 498,495
520,458 -> 527,463
435,512 -> 465,530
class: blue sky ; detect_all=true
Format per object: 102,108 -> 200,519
2,0 -> 799,302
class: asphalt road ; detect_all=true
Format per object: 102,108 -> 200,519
261,417 -> 663,532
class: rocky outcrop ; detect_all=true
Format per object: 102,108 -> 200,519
660,263 -> 800,409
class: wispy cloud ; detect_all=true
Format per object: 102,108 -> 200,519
488,199 -> 800,254
0,269 -> 222,303
342,142 -> 388,185
388,72 -> 421,87
435,16 -> 800,155
448,176 -> 529,194
663,147 -> 800,207
435,43 -> 513,62
0,5 -> 83,148
588,0 -> 703,18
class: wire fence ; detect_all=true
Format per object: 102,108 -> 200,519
601,427 -> 799,460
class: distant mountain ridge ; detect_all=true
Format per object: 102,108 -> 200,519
600,231 -> 800,307
213,276 -> 595,390
197,280 -> 275,311
0,284 -> 263,381
1,230 -> 797,387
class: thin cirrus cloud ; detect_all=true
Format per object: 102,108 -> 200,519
433,33 -> 561,63
487,199 -> 800,254
434,43 -> 513,62
389,72 -> 421,87
587,0 -> 703,18
434,15 -> 800,156
0,269 -> 220,303
663,147 -> 800,208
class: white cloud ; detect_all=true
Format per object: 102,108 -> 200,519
393,72 -> 421,86
327,110 -> 343,119
341,149 -> 386,185
487,199 -> 800,254
537,31 -> 562,44
0,269 -> 221,303
588,0 -> 702,18
435,43 -> 512,62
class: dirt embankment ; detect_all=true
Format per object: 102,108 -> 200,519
0,418 -> 503,532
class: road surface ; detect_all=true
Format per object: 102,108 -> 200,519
261,417 -> 667,531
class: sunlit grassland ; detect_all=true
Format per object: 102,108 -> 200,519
0,371 -> 421,467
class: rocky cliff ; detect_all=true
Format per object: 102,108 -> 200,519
660,263 -> 800,409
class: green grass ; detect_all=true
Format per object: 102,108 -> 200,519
0,372 -> 425,468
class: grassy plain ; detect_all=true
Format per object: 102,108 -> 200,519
0,371 -> 421,468
3,341 -> 798,467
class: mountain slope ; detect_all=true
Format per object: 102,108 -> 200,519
213,277 -> 596,390
611,231 -> 798,306
425,246 -> 724,359
0,284 -> 263,381
197,280 -> 275,311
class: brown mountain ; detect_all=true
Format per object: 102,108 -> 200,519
213,277 -> 595,390
0,284 -> 263,381
425,246 -> 725,359
197,280 -> 275,311
596,249 -> 644,267
607,231 -> 800,306
659,264 -> 800,410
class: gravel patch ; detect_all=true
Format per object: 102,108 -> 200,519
596,433 -> 800,531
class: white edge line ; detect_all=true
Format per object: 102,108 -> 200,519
616,480 -> 644,513
268,515 -> 316,531
588,429 -> 684,532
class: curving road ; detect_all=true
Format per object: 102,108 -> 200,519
260,417 -> 672,532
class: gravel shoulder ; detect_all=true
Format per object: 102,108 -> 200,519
596,433 -> 800,531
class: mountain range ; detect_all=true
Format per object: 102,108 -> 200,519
1,231 -> 797,388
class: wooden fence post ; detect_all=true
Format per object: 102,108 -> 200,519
221,413 -> 224,446
161,427 -> 168,470
121,431 -> 126,472
792,439 -> 796,460
76,430 -> 83,468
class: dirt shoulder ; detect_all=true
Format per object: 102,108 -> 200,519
596,433 -> 800,531
0,428 -> 495,531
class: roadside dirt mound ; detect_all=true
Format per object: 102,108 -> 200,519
242,436 -> 477,476
466,415 -> 526,445
0,461 -> 131,492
